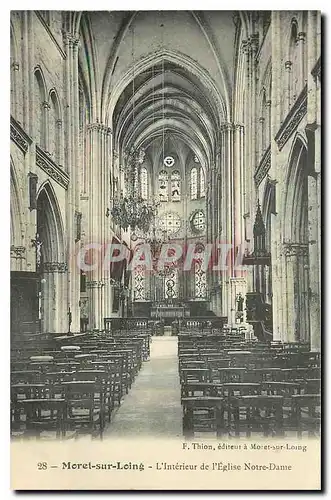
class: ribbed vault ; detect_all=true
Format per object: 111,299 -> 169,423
113,58 -> 220,172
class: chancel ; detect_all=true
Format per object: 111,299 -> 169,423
10,10 -> 321,440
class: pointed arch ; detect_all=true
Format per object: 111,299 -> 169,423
283,133 -> 308,243
105,49 -> 227,124
283,133 -> 310,342
49,88 -> 62,163
37,181 -> 65,263
79,13 -> 99,121
34,66 -> 47,148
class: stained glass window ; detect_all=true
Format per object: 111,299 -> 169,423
164,268 -> 178,299
200,169 -> 205,197
159,170 -> 169,201
194,259 -> 207,298
191,210 -> 206,233
171,170 -> 181,201
190,167 -> 198,200
133,264 -> 145,301
158,211 -> 181,237
141,167 -> 148,200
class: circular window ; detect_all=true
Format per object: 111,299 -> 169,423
164,156 -> 175,167
157,211 -> 182,237
191,210 -> 206,234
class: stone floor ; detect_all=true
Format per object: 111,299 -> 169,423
104,336 -> 182,438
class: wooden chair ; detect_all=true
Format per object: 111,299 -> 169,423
230,395 -> 284,437
181,382 -> 223,399
72,370 -> 113,422
20,398 -> 67,439
90,359 -> 124,404
11,383 -> 47,433
218,367 -> 246,383
63,381 -> 106,438
181,396 -> 224,438
291,394 -> 321,437
302,379 -> 321,395
180,368 -> 212,385
11,370 -> 42,384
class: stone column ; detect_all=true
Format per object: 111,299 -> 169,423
308,172 -> 321,352
21,11 -> 30,133
21,11 -> 37,271
241,35 -> 258,293
283,243 -> 310,344
86,280 -> 105,330
258,117 -> 265,158
63,32 -> 81,333
297,32 -> 306,87
233,124 -> 245,265
284,61 -> 293,112
42,101 -> 50,151
56,118 -> 63,166
42,262 -> 68,333
86,123 -> 112,330
218,123 -> 247,322
284,249 -> 297,343
219,123 -> 234,320
266,100 -> 272,145
269,11 -> 289,343
11,62 -> 20,119
306,14 -> 321,352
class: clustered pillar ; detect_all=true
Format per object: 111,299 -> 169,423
86,123 -> 112,330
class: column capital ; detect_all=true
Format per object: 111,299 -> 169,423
220,122 -> 235,133
283,242 -> 309,257
86,280 -> 105,289
249,33 -> 259,53
10,245 -> 26,259
62,31 -> 80,47
220,123 -> 244,134
87,122 -> 112,135
43,262 -> 68,273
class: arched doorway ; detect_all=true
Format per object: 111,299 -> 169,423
37,183 -> 66,333
284,137 -> 310,343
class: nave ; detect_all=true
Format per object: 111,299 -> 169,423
105,337 -> 182,438
11,322 -> 320,441
10,10 -> 321,445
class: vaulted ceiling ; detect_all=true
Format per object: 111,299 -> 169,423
78,10 -> 240,169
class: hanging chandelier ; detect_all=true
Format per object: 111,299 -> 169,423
110,147 -> 158,232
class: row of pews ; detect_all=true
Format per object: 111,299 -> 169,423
178,328 -> 321,438
11,329 -> 151,440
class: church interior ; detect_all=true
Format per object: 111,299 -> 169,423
10,10 -> 321,439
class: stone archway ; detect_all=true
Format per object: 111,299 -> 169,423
37,182 -> 67,333
283,137 -> 310,344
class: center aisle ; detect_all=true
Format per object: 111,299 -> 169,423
104,336 -> 182,438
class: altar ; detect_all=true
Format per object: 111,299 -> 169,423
151,302 -> 190,320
